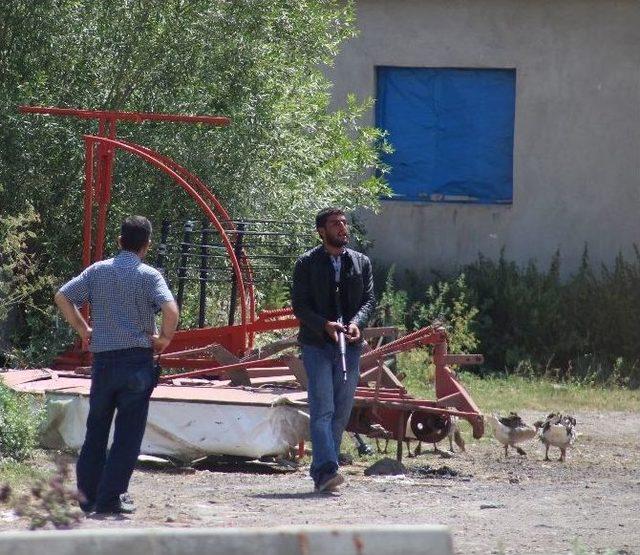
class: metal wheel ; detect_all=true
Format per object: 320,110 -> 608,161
410,411 -> 451,443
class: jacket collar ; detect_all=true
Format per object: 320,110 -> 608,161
314,244 -> 352,261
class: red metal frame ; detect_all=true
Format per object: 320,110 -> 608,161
21,105 -> 259,357
21,105 -> 484,459
85,134 -> 251,349
20,106 -> 230,125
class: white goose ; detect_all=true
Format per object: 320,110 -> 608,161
487,412 -> 537,457
534,413 -> 577,462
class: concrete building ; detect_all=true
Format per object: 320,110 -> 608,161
327,0 -> 640,277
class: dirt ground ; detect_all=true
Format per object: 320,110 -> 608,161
3,409 -> 639,554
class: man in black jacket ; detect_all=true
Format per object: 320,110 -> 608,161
292,207 -> 375,492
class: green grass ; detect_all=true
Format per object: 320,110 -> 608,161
398,351 -> 640,413
0,455 -> 50,492
448,373 -> 640,413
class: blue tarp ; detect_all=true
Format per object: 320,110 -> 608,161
376,67 -> 516,203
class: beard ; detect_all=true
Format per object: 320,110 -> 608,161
325,233 -> 348,248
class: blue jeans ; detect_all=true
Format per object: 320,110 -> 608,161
76,347 -> 155,509
302,342 -> 361,486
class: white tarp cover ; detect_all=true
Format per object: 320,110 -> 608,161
41,393 -> 310,462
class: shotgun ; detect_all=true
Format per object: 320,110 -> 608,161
335,286 -> 348,382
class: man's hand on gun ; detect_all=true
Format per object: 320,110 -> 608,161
324,321 -> 360,343
345,322 -> 361,342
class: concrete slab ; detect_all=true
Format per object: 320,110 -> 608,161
0,524 -> 453,555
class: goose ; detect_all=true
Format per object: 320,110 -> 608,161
487,412 -> 536,457
534,413 -> 577,462
448,416 -> 466,453
369,423 -> 393,455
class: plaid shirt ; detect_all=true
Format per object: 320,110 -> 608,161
59,250 -> 174,353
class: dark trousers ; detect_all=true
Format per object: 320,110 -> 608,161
76,347 -> 155,509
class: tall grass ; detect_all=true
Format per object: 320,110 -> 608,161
376,248 -> 640,388
464,248 -> 640,387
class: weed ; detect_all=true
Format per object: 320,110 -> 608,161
0,457 -> 48,490
1,456 -> 83,530
415,273 -> 478,355
376,265 -> 409,331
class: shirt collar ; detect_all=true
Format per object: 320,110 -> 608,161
323,246 -> 347,259
115,250 -> 142,266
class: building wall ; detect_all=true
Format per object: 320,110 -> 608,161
327,0 -> 640,277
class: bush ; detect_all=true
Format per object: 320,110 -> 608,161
0,381 -> 43,461
463,248 -> 640,387
374,271 -> 479,388
0,203 -> 53,326
414,273 -> 479,355
0,199 -> 62,367
463,250 -> 565,370
375,248 -> 640,388
376,265 -> 409,331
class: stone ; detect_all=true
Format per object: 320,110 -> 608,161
364,458 -> 406,476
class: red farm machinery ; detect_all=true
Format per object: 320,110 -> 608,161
20,106 -> 485,461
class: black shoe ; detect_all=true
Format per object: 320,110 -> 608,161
314,473 -> 344,493
357,443 -> 374,456
95,493 -> 136,514
79,500 -> 95,514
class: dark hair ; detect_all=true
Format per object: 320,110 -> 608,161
315,207 -> 345,229
120,216 -> 152,252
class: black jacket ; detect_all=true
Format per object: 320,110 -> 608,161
292,245 -> 376,345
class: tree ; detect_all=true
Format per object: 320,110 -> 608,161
0,0 -> 389,360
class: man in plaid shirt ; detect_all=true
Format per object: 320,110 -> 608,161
55,215 -> 178,514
